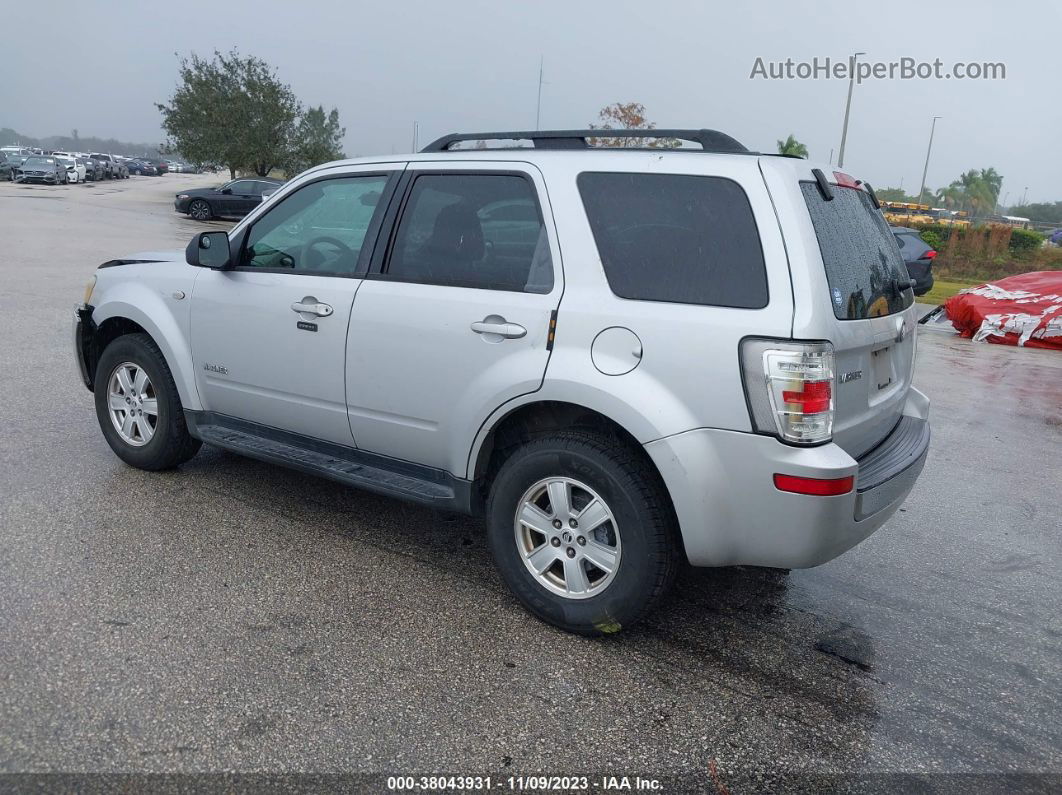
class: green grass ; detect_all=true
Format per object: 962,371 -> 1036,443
920,277 -> 982,306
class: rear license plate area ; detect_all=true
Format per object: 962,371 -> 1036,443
872,347 -> 894,391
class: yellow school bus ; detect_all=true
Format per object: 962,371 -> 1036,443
880,201 -> 934,225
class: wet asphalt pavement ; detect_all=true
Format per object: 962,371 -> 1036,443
0,175 -> 1060,792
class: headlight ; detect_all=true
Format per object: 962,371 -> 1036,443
83,275 -> 96,304
177,194 -> 189,199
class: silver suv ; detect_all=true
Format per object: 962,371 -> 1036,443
74,129 -> 930,634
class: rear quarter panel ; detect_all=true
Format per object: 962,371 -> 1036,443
482,152 -> 795,454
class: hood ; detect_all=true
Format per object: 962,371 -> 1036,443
177,187 -> 220,198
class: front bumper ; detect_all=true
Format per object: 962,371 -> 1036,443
646,387 -> 931,568
74,303 -> 97,391
174,197 -> 191,212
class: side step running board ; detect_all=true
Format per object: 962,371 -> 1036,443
185,411 -> 473,513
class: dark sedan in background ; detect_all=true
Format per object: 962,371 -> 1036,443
126,159 -> 158,176
175,177 -> 283,221
1,152 -> 25,181
891,226 -> 937,296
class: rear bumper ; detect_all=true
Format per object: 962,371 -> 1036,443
646,387 -> 930,568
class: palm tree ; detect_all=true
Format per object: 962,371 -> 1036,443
777,134 -> 808,158
979,167 -> 1003,205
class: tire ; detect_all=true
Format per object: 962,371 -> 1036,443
93,333 -> 201,471
486,431 -> 679,635
188,199 -> 212,221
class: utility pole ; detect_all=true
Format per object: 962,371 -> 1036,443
829,148 -> 834,166
918,116 -> 941,206
411,121 -> 418,153
1021,186 -> 1028,206
837,51 -> 865,169
535,56 -> 544,130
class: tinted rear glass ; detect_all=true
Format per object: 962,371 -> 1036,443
577,172 -> 768,308
801,183 -> 913,320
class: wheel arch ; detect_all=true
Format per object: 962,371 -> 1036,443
471,398 -> 676,516
91,299 -> 200,410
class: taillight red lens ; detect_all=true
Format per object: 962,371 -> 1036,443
773,474 -> 854,496
924,250 -> 937,259
782,380 -> 831,414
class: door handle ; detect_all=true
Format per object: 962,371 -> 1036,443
471,318 -> 526,339
291,299 -> 333,317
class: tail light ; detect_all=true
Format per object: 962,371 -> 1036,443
924,250 -> 937,259
740,338 -> 835,445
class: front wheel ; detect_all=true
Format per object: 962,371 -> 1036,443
188,199 -> 212,221
93,334 -> 201,470
486,431 -> 679,635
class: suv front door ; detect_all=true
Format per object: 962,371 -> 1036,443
190,167 -> 400,445
345,164 -> 562,474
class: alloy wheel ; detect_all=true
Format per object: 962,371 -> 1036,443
107,362 -> 158,447
514,476 -> 621,599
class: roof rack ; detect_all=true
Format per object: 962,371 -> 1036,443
420,128 -> 748,154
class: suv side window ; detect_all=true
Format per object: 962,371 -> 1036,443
384,173 -> 554,293
240,175 -> 391,275
577,172 -> 768,308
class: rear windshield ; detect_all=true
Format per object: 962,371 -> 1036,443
577,172 -> 768,309
801,183 -> 913,320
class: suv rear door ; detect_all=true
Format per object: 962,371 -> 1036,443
344,162 -> 562,476
760,159 -> 917,458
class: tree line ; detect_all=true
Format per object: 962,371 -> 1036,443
157,50 -> 345,179
0,127 -> 161,158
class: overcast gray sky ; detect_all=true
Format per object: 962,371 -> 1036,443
3,0 -> 1058,203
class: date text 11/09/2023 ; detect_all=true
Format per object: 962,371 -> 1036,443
386,776 -> 664,791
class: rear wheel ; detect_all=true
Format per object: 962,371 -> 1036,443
93,334 -> 201,470
188,199 -> 212,221
487,431 -> 678,635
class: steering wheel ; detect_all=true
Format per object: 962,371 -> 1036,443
301,236 -> 354,271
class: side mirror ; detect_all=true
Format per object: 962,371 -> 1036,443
185,231 -> 232,269
221,187 -> 232,195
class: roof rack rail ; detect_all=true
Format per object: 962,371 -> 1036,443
420,128 -> 748,154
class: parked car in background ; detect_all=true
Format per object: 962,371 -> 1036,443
891,226 -> 936,296
1,146 -> 30,160
15,155 -> 67,184
113,158 -> 129,179
88,153 -> 113,179
126,159 -> 158,176
89,153 -> 123,179
174,177 -> 283,220
147,159 -> 169,175
55,155 -> 87,183
82,156 -> 104,181
0,152 -> 25,180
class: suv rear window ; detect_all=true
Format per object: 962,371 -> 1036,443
801,183 -> 913,320
577,173 -> 768,308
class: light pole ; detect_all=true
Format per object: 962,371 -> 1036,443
535,56 -> 545,130
917,116 -> 941,206
837,51 -> 865,169
1021,186 -> 1028,206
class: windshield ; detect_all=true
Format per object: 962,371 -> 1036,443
24,157 -> 54,166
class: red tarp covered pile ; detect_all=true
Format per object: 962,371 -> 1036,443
944,271 -> 1062,350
